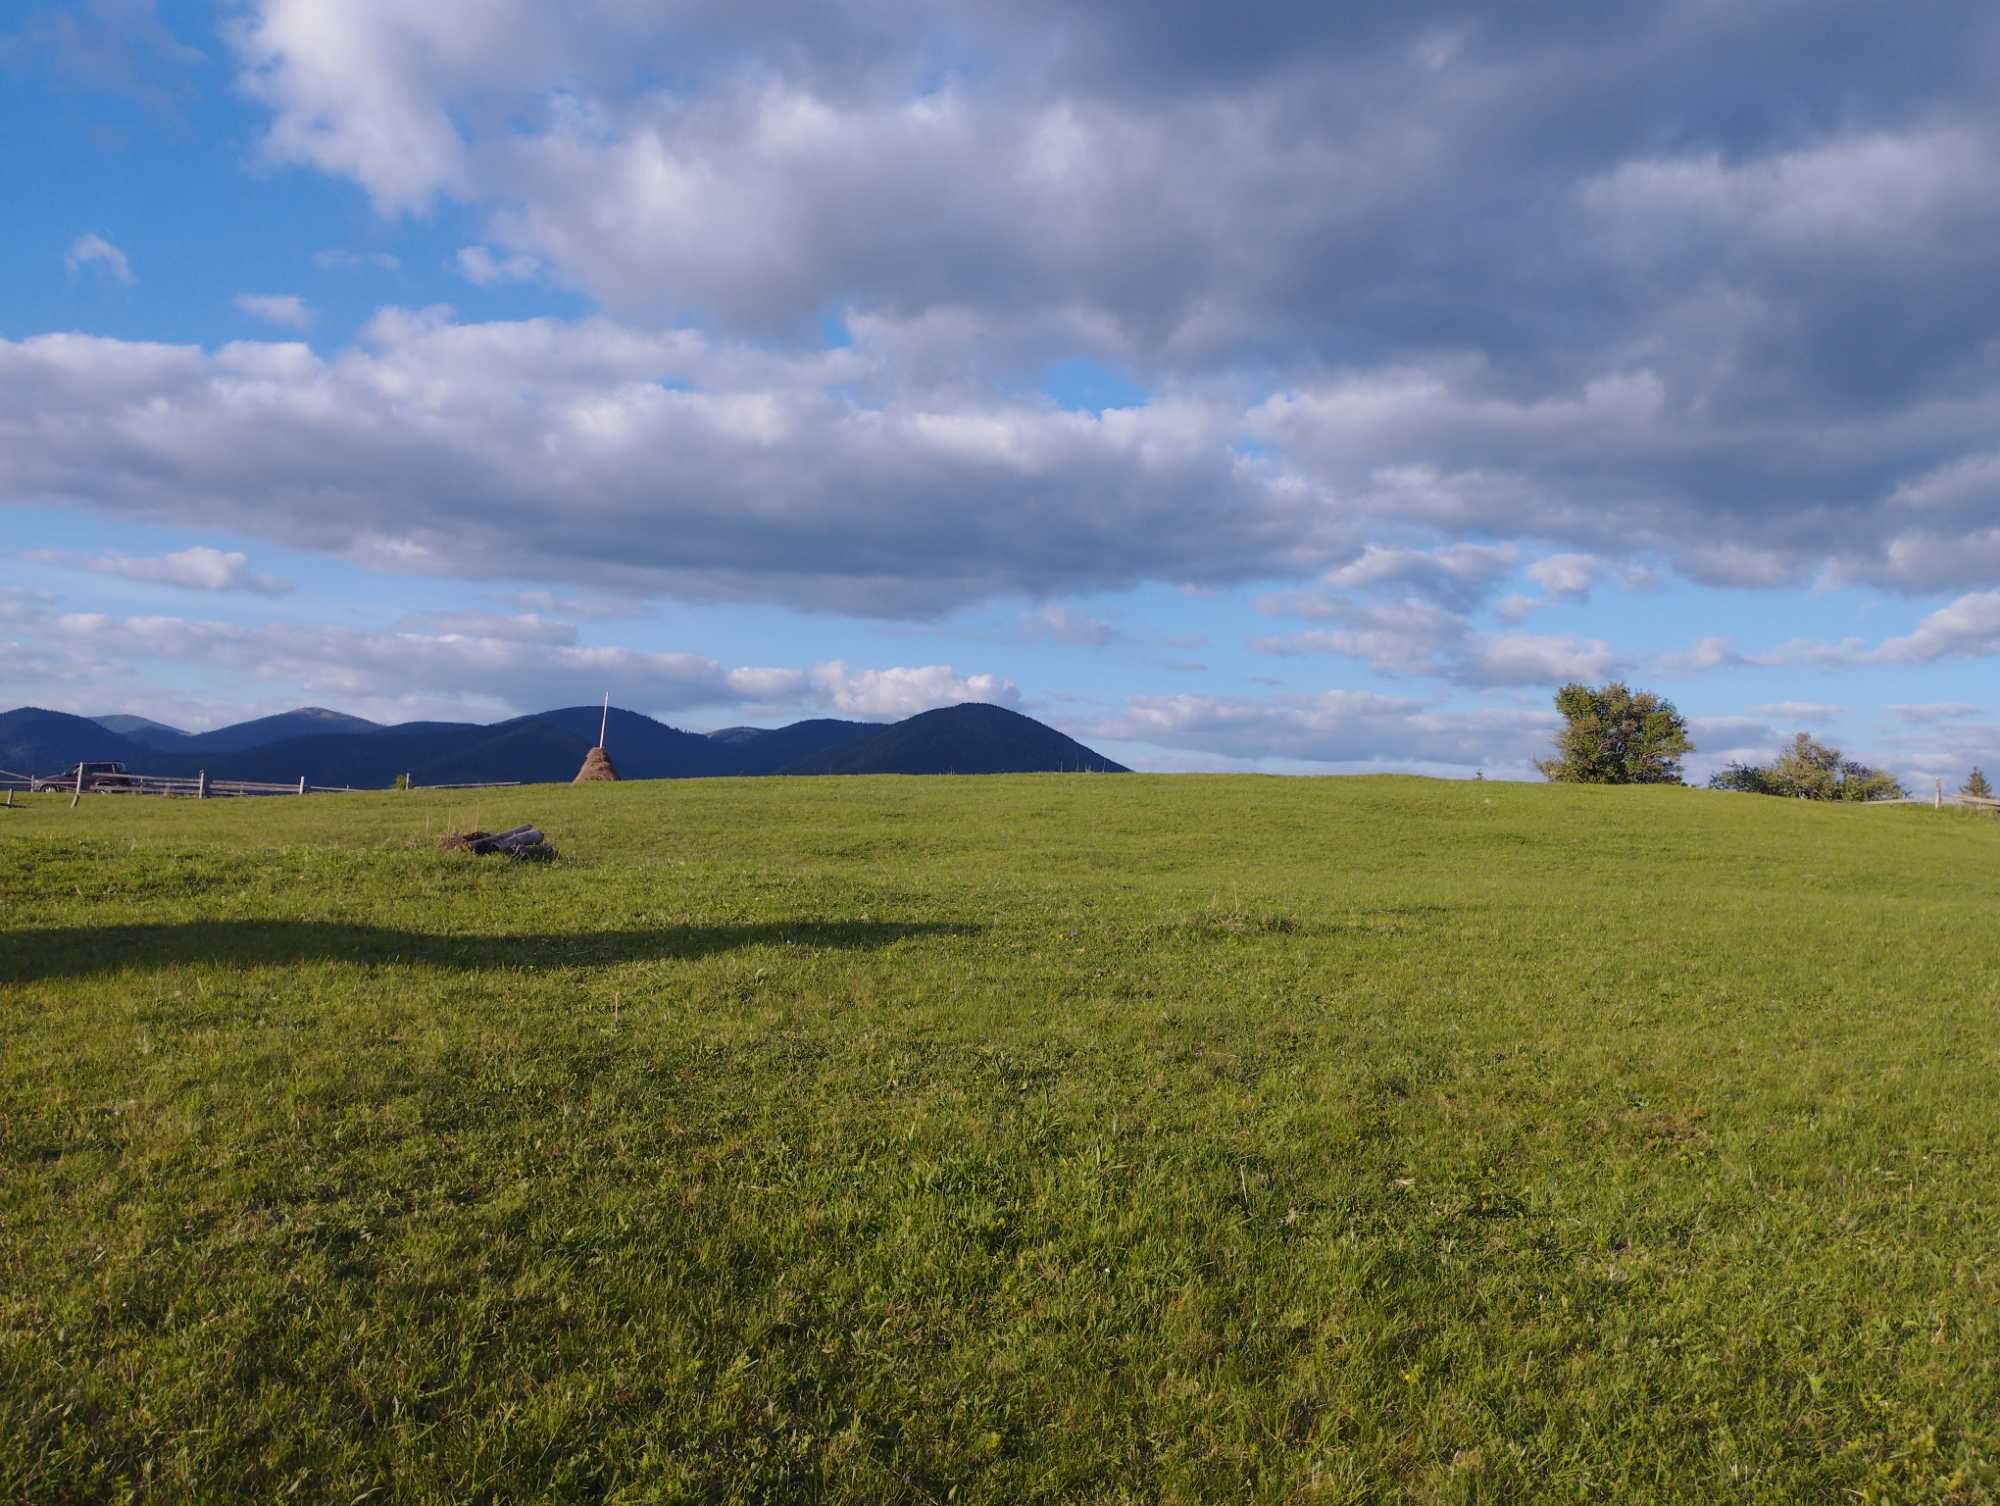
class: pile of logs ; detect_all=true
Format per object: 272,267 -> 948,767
440,823 -> 547,856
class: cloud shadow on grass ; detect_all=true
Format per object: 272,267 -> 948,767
0,919 -> 979,983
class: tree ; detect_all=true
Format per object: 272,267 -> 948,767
1706,732 -> 1907,801
1536,681 -> 1693,785
1964,767 -> 1994,799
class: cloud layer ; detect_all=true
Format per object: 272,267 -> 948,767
15,6 -> 2000,614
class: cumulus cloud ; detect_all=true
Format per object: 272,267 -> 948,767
26,545 -> 292,595
6,0 -> 1998,715
5,0 -> 202,104
1892,703 -> 1981,725
1022,604 -> 1119,647
1525,553 -> 1602,599
1,588 -> 1017,727
64,231 -> 133,284
808,662 -> 1019,718
0,319 -> 1343,616
456,246 -> 542,287
234,293 -> 315,328
1254,591 -> 1615,688
1095,689 -> 1550,774
314,248 -> 400,271
14,0 -> 2000,619
1871,591 -> 2000,664
1322,542 -> 1517,611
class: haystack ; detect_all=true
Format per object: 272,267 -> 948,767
574,745 -> 620,782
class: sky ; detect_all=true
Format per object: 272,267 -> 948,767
2,0 -> 1997,783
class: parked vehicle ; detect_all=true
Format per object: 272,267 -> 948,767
33,760 -> 129,792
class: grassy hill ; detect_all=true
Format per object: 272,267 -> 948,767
2,777 -> 1997,1503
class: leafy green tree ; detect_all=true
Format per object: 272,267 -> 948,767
1964,767 -> 1994,798
1536,681 -> 1693,785
1707,732 -> 1906,801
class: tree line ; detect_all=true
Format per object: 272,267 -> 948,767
1536,681 -> 1990,801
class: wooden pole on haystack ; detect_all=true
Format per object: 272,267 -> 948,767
574,692 -> 621,783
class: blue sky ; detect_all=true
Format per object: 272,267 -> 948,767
2,1 -> 1996,783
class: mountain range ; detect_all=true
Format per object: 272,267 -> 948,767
0,703 -> 1128,786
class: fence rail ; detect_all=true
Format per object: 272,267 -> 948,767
6,769 -> 526,799
1870,792 -> 1999,809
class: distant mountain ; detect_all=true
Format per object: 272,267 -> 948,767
714,718 -> 877,775
781,703 -> 1129,775
525,706 -> 742,778
93,714 -> 190,745
130,718 -> 581,788
178,707 -> 384,753
3,701 -> 1126,785
371,720 -> 484,739
0,708 -> 153,777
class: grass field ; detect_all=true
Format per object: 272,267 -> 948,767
3,775 -> 1998,1504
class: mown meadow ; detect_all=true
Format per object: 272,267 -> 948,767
2,775 -> 1997,1503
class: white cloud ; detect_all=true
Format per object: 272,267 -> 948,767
1581,130 -> 1986,258
1653,635 -> 1746,675
26,545 -> 293,595
65,232 -> 133,285
1096,689 -> 1551,774
314,249 -> 400,271
5,589 -> 1019,727
1254,595 -> 1615,688
808,662 -> 1020,719
1892,703 -> 1980,725
1022,603 -> 1119,647
1525,553 -> 1601,599
1457,632 -> 1616,687
1871,591 -> 2000,664
1323,542 -> 1517,609
456,246 -> 542,287
234,293 -> 316,329
0,319 -> 1339,616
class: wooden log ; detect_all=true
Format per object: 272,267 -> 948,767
466,824 -> 544,855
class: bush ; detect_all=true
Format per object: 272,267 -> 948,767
1707,733 -> 1906,801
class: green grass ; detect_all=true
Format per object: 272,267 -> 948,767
2,776 -> 1997,1504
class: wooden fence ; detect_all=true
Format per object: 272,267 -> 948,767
1,768 -> 519,800
1870,790 -> 2000,810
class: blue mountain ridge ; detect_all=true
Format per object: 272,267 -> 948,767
2,703 -> 1127,784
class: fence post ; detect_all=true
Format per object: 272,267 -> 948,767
71,763 -> 85,809
1936,777 -> 1943,810
298,775 -> 307,796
